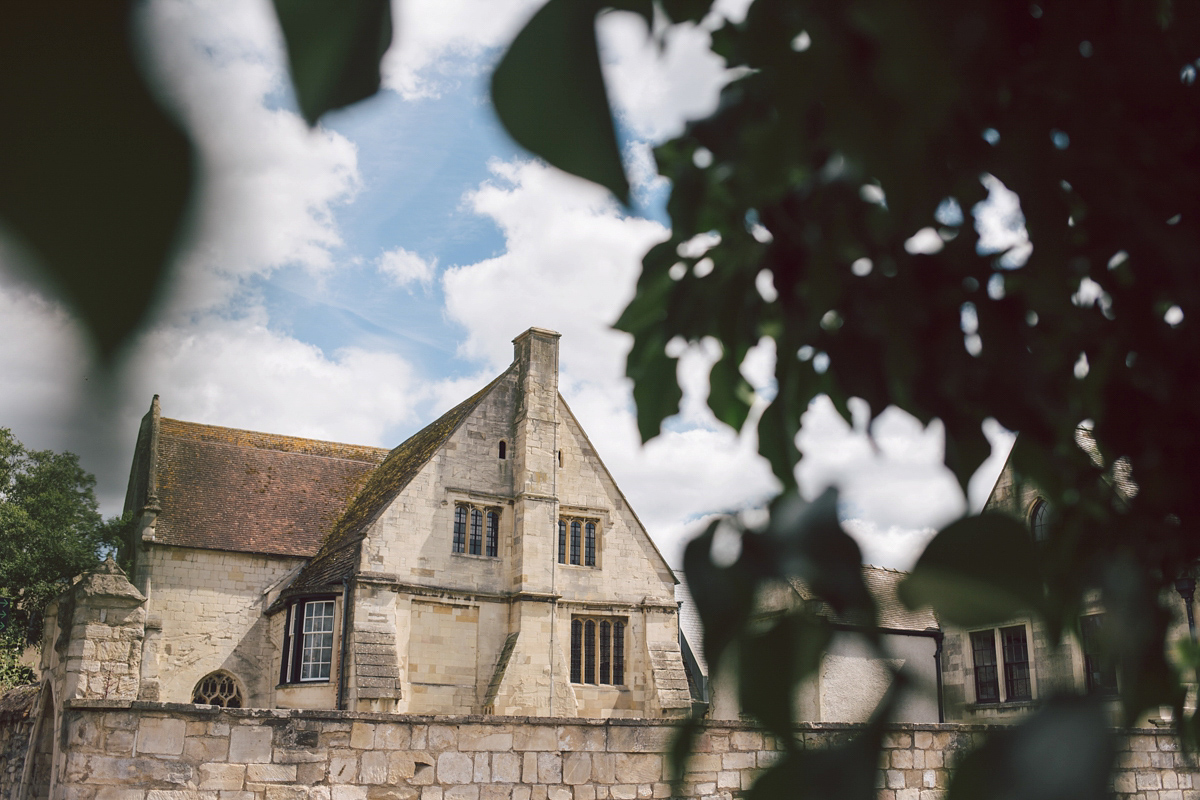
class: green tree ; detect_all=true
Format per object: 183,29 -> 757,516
0,429 -> 131,688
489,1 -> 1200,798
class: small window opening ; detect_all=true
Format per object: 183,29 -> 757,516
193,671 -> 242,707
499,440 -> 506,460
558,450 -> 563,467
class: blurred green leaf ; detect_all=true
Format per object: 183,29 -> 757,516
625,330 -> 682,442
491,0 -> 630,203
273,0 -> 393,126
0,3 -> 195,359
660,0 -> 716,24
899,513 -> 1045,628
748,676 -> 899,800
948,696 -> 1115,800
707,348 -> 754,431
767,489 -> 877,628
682,519 -> 756,677
738,612 -> 830,745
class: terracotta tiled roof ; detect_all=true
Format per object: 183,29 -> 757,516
287,368 -> 511,594
153,419 -> 388,558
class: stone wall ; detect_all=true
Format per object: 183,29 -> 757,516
44,701 -> 1199,800
0,685 -> 40,800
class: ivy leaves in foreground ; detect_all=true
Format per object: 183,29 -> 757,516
0,3 -> 195,360
0,0 -> 396,359
272,0 -> 393,126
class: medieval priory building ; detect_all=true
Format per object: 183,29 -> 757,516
95,327 -> 691,718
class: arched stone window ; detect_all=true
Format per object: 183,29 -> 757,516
1030,499 -> 1051,542
499,440 -> 506,460
192,671 -> 243,708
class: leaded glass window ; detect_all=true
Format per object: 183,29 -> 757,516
570,521 -> 581,565
487,511 -> 499,557
570,616 -> 626,686
971,630 -> 1000,704
453,505 -> 467,553
1001,625 -> 1031,700
469,509 -> 483,555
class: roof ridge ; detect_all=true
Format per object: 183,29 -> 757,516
286,365 -> 515,593
159,418 -> 390,463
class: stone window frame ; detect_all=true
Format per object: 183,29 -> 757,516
1029,497 -> 1052,542
279,595 -> 338,685
570,615 -> 626,686
558,515 -> 600,568
192,670 -> 244,708
452,502 -> 502,559
967,621 -> 1037,705
1079,613 -> 1119,697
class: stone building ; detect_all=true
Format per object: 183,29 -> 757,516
81,327 -> 690,720
938,433 -> 1198,724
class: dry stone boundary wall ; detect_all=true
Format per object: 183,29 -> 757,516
42,701 -> 1198,800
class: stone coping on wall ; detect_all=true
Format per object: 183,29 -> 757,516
60,699 -> 1170,736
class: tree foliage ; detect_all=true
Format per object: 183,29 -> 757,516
0,429 -> 130,688
4,0 -> 1200,795
488,0 -> 1200,796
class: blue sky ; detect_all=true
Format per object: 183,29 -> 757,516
0,0 -> 1014,568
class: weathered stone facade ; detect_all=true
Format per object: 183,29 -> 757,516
107,328 -> 689,720
19,699 -> 1198,800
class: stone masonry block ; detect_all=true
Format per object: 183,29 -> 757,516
361,752 -> 389,785
522,753 -> 538,784
245,765 -> 296,784
537,753 -> 562,784
557,727 -> 605,752
438,753 -> 475,784
351,724 -> 376,749
330,754 -> 358,784
136,718 -> 186,756
493,752 -> 521,783
514,727 -> 557,752
614,755 -> 661,784
459,727 -> 513,751
445,788 -> 480,800
199,764 -> 245,790
562,754 -> 591,785
376,725 -> 411,750
229,727 -> 273,764
332,788 -> 368,800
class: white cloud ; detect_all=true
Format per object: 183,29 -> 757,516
121,308 -> 422,446
139,0 -> 361,311
596,12 -> 729,142
382,0 -> 543,98
441,158 -> 779,566
378,248 -> 437,289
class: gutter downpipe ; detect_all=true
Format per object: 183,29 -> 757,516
931,628 -> 945,723
337,576 -> 352,711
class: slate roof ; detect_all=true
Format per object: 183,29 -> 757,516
151,419 -> 388,558
789,565 -> 939,631
676,564 -> 939,678
286,368 -> 511,594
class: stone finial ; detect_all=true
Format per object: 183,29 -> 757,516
73,558 -> 145,605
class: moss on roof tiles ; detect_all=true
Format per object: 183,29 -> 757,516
288,367 -> 512,592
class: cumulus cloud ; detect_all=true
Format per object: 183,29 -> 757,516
121,309 -> 422,445
378,248 -> 437,289
383,0 -> 543,98
138,0 -> 361,311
